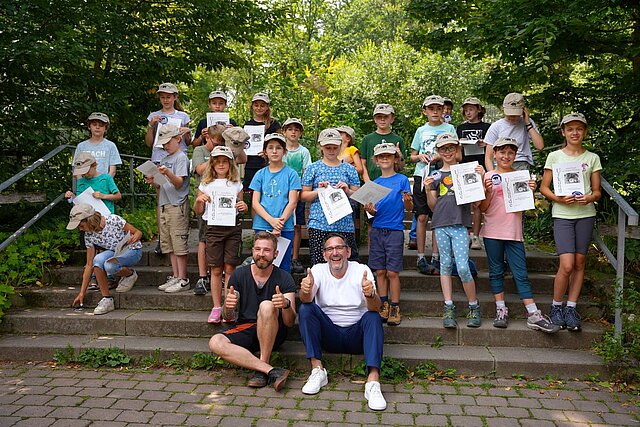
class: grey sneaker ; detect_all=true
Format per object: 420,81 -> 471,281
563,306 -> 582,331
291,259 -> 304,274
165,278 -> 191,293
443,303 -> 457,328
549,304 -> 566,329
158,275 -> 179,291
493,306 -> 509,328
467,304 -> 481,328
527,310 -> 561,334
193,277 -> 209,295
115,270 -> 138,293
93,297 -> 115,315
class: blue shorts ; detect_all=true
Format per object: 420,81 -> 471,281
367,228 -> 404,272
294,201 -> 306,226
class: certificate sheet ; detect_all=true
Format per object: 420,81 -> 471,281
318,187 -> 353,225
205,192 -> 237,226
73,187 -> 111,217
460,138 -> 484,156
552,162 -> 585,196
420,161 -> 431,193
153,116 -> 182,148
243,125 -> 265,156
273,236 -> 291,267
136,161 -> 168,186
500,170 -> 535,213
206,112 -> 230,127
450,161 -> 486,205
350,181 -> 391,206
114,233 -> 131,257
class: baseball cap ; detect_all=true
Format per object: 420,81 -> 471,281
336,125 -> 356,142
373,142 -> 398,157
222,127 -> 249,157
264,133 -> 286,150
87,112 -> 110,124
492,137 -> 519,150
282,117 -> 304,130
66,204 -> 96,230
157,83 -> 179,94
208,90 -> 228,101
157,124 -> 181,145
503,92 -> 525,115
443,97 -> 454,107
435,132 -> 460,148
317,128 -> 342,146
373,104 -> 395,116
560,112 -> 587,126
422,95 -> 445,108
251,92 -> 270,104
461,97 -> 482,108
210,146 -> 235,160
73,152 -> 97,176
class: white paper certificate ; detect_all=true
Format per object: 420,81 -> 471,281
318,187 -> 353,225
500,170 -> 535,213
552,162 -> 585,196
135,161 -> 168,186
205,192 -> 237,226
207,112 -> 230,127
273,236 -> 291,267
450,161 -> 486,205
114,233 -> 131,257
460,138 -> 484,156
243,125 -> 265,156
350,181 -> 391,206
153,116 -> 182,148
73,187 -> 111,217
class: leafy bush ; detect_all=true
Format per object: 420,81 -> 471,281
121,205 -> 158,241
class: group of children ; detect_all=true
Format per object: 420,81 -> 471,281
70,83 -> 602,334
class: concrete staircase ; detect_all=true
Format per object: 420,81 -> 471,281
1,235 -> 607,379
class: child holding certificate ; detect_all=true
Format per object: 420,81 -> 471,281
363,143 -> 412,326
192,90 -> 238,147
194,146 -> 248,323
540,113 -> 602,331
250,133 -> 301,273
424,133 -> 482,329
479,138 -> 560,333
243,92 -> 281,190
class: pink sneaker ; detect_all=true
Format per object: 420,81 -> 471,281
208,307 -> 222,324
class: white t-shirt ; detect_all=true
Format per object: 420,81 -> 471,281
484,118 -> 539,165
309,261 -> 376,327
198,179 -> 243,224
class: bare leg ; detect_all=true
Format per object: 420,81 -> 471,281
176,254 -> 188,279
472,207 -> 482,237
567,253 -> 586,302
210,266 -> 223,308
293,225 -> 301,260
553,253 -> 575,301
197,242 -> 207,277
431,229 -> 438,257
209,335 -> 273,374
440,275 -> 453,301
462,280 -> 477,303
168,252 -> 179,278
367,367 -> 380,382
376,269 -> 389,298
256,300 -> 280,363
93,267 -> 110,297
387,271 -> 400,303
417,214 -> 427,254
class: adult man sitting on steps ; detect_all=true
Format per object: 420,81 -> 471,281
209,232 -> 297,390
297,233 -> 387,410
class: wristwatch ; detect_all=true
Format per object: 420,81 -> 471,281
283,298 -> 291,309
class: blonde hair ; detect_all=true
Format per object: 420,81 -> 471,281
81,212 -> 103,232
206,125 -> 226,146
201,155 -> 241,184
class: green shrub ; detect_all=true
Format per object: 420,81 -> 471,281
121,205 -> 158,241
54,346 -> 131,368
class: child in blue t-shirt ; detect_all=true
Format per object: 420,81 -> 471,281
363,143 -> 412,326
250,133 -> 301,273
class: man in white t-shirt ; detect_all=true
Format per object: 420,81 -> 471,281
297,233 -> 386,411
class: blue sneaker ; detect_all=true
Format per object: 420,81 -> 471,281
417,257 -> 430,275
443,304 -> 457,328
467,304 -> 481,328
564,306 -> 582,331
549,304 -> 566,329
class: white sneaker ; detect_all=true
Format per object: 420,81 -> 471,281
93,297 -> 115,315
364,381 -> 386,411
116,270 -> 138,293
165,278 -> 190,293
158,275 -> 179,291
302,367 -> 328,395
470,234 -> 483,250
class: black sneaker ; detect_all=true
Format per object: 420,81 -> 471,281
193,278 -> 209,296
549,304 -> 566,329
247,371 -> 268,388
154,240 -> 163,255
493,306 -> 509,328
291,259 -> 304,274
564,306 -> 582,331
267,367 -> 290,391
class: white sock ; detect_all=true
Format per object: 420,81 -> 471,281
566,301 -> 577,308
444,300 -> 453,306
417,253 -> 425,260
469,300 -> 478,307
496,300 -> 506,309
552,300 -> 564,306
525,303 -> 538,314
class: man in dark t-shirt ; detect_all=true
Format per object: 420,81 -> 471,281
209,232 -> 297,391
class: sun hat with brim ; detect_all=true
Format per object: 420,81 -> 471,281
222,127 -> 249,157
373,142 -> 398,157
208,90 -> 228,101
373,104 -> 395,116
66,204 -> 96,230
264,133 -> 286,150
336,125 -> 356,142
560,112 -> 587,126
422,95 -> 445,108
318,128 -> 342,146
435,132 -> 460,148
251,92 -> 270,104
157,124 -> 181,145
282,117 -> 304,130
502,92 -> 525,115
492,137 -> 519,150
157,83 -> 179,94
211,146 -> 235,160
461,97 -> 482,108
87,112 -> 110,124
73,152 -> 97,176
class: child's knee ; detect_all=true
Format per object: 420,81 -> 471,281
104,258 -> 120,276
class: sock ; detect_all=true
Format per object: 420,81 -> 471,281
496,300 -> 506,309
432,253 -> 440,261
552,300 -> 564,306
390,301 -> 399,307
417,253 -> 425,260
525,303 -> 538,314
444,300 -> 454,306
199,275 -> 207,280
469,300 -> 478,307
380,295 -> 388,304
566,301 -> 577,308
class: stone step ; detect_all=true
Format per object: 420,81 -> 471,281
0,334 -> 606,379
14,287 -> 557,319
44,266 -> 558,294
0,308 -> 602,350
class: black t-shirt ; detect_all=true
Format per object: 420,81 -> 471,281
242,118 -> 282,187
456,121 -> 491,164
228,264 -> 296,324
194,117 -> 239,139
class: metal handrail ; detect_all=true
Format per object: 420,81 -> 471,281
592,177 -> 639,339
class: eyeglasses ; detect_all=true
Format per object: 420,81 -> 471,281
323,245 -> 347,253
438,145 -> 457,153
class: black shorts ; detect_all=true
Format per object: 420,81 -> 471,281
220,322 -> 288,353
413,177 -> 433,218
